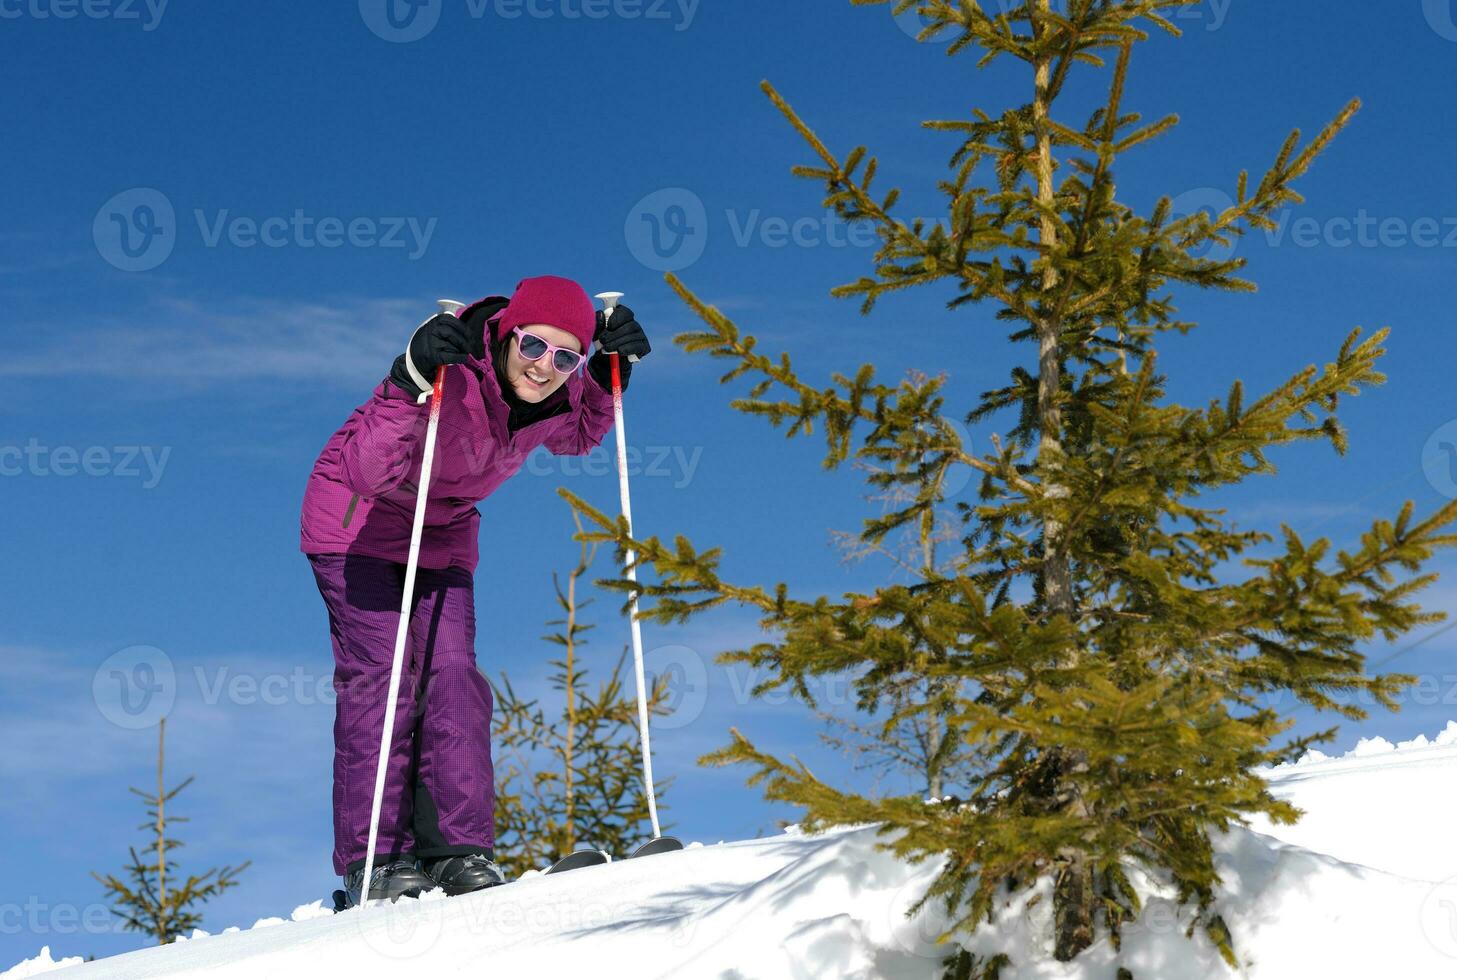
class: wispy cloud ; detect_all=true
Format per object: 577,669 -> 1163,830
1225,499 -> 1373,528
0,294 -> 425,389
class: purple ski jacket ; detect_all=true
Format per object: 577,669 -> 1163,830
300,329 -> 615,573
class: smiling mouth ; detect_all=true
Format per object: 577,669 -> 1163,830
523,370 -> 551,387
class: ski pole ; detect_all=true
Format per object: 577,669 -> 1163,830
358,298 -> 463,908
594,290 -> 660,840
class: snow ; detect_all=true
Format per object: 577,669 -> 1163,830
0,950 -> 84,979
10,722 -> 1457,979
1250,720 -> 1457,882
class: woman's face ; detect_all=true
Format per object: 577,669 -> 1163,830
503,323 -> 583,403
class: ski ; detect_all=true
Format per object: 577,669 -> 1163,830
543,847 -> 611,873
628,836 -> 683,859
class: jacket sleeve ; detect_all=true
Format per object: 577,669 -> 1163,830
336,378 -> 430,497
543,369 -> 616,457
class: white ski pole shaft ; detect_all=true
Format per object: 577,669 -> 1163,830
595,290 -> 660,839
358,299 -> 462,908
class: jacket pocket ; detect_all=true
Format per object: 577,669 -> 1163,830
341,493 -> 360,529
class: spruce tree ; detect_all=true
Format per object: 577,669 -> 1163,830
564,0 -> 1457,970
491,512 -> 673,879
92,719 -> 249,945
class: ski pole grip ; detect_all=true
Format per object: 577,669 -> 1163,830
430,300 -> 464,398
594,290 -> 640,363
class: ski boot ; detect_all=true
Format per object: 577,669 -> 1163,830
340,858 -> 434,908
422,852 -> 506,896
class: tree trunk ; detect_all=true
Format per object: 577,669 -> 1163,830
925,719 -> 944,800
563,569 -> 578,852
1053,859 -> 1096,961
156,719 -> 169,944
1030,0 -> 1095,961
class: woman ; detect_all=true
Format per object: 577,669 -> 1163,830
299,275 -> 651,903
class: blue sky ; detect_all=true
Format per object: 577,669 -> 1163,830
5,0 -> 1457,964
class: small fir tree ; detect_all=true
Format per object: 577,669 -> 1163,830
492,512 -> 673,879
92,719 -> 249,945
564,0 -> 1457,971
819,450 -> 975,800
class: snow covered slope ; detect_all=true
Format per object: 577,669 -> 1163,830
1248,721 -> 1457,882
11,723 -> 1457,979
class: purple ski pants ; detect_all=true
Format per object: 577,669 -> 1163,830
308,553 -> 494,876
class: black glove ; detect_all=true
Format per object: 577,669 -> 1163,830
587,305 -> 650,392
388,312 -> 485,398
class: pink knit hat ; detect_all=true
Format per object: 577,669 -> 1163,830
491,275 -> 596,354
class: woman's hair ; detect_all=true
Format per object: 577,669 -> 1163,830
487,324 -> 517,401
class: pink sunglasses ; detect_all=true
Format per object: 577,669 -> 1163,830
512,326 -> 586,374
509,329 -> 582,375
